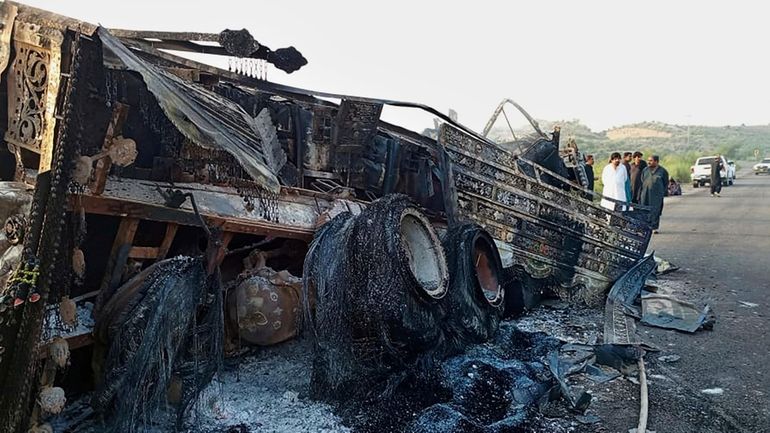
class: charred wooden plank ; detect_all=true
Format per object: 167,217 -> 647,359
157,223 -> 178,260
107,29 -> 221,43
94,217 -> 138,318
127,246 -> 160,260
72,194 -> 315,241
206,231 -> 233,275
13,3 -> 98,35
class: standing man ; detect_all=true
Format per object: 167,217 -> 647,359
710,154 -> 724,197
622,152 -> 633,205
584,154 -> 595,200
630,151 -> 647,203
640,155 -> 669,234
601,152 -> 628,211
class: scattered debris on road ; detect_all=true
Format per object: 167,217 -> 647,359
654,256 -> 680,275
641,293 -> 711,333
657,354 -> 681,363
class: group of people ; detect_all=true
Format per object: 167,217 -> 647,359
583,151 -> 669,234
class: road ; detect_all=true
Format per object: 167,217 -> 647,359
644,166 -> 770,432
590,166 -> 770,433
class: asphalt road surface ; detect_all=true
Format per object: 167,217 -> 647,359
598,166 -> 770,433
645,164 -> 770,432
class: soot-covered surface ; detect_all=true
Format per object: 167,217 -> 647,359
338,322 -> 566,433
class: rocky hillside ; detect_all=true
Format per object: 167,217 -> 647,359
489,120 -> 770,161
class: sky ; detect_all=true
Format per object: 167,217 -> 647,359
18,0 -> 770,134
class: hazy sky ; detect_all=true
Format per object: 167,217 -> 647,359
19,0 -> 770,133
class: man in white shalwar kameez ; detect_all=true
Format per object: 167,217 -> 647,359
601,152 -> 628,211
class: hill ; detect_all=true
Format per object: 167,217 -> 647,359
490,120 -> 770,159
488,120 -> 770,182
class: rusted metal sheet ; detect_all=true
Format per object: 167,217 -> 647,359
439,123 -> 651,300
332,99 -> 383,184
5,19 -> 63,171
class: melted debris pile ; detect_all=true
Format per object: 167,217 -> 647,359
346,323 -> 567,433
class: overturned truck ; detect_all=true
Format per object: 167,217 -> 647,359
0,2 -> 651,432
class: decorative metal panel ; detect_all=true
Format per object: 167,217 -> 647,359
439,123 -> 651,297
5,22 -> 62,171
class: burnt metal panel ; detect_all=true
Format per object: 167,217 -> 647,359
99,28 -> 281,193
304,105 -> 336,172
439,123 -> 651,298
331,99 -> 382,185
253,108 -> 287,174
604,254 -> 656,345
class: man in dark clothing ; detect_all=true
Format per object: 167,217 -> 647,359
640,155 -> 669,233
630,151 -> 647,203
584,154 -> 595,200
710,155 -> 724,197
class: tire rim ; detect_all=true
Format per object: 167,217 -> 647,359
473,234 -> 504,306
399,209 -> 448,299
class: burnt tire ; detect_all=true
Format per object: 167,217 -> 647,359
303,194 -> 449,399
440,224 -> 504,351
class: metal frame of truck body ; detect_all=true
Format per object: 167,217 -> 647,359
0,1 -> 652,347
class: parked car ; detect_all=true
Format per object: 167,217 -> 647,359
691,155 -> 731,187
754,158 -> 770,175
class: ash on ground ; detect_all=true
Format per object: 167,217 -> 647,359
190,340 -> 349,433
514,303 -> 603,346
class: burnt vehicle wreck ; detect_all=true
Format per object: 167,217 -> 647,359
0,2 -> 652,432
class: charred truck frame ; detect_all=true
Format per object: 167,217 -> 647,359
0,2 -> 651,432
